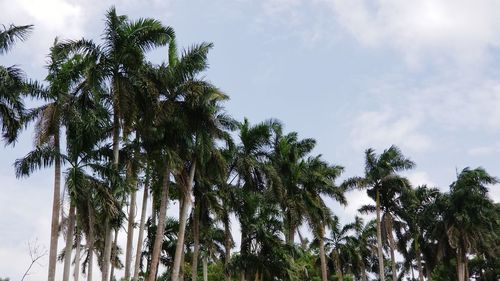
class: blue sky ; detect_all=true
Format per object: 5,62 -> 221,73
1,0 -> 500,279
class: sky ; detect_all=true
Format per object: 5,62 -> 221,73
1,0 -> 500,279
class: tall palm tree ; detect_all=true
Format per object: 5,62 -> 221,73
55,9 -> 174,279
302,156 -> 345,281
344,145 -> 415,281
270,130 -> 315,245
170,73 -> 233,281
14,41 -> 95,281
138,38 -> 229,281
231,118 -> 280,281
0,24 -> 33,144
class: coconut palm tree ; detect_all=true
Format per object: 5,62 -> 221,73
344,145 -> 415,281
0,24 -> 33,144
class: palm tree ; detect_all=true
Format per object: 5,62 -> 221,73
397,185 -> 441,281
190,144 -> 234,281
138,38 -> 230,281
345,217 -> 377,281
170,70 -> 233,281
344,145 -> 415,281
231,118 -> 280,281
444,167 -> 498,281
302,156 -> 345,281
325,216 -> 355,281
270,130 -> 315,245
0,24 -> 33,144
14,41 -> 95,281
55,9 -> 174,279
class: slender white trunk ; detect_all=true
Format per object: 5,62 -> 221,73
171,163 -> 196,281
376,190 -> 386,281
124,188 -> 136,279
125,160 -> 137,280
87,246 -> 94,281
385,216 -> 397,281
48,132 -> 61,281
203,256 -> 208,281
87,201 -> 95,281
101,218 -> 113,281
318,226 -> 328,281
103,94 -> 120,281
63,203 -> 76,281
457,249 -> 466,281
191,201 -> 200,281
147,167 -> 170,281
74,231 -> 81,281
133,184 -> 149,281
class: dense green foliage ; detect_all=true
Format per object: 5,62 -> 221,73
2,7 -> 499,281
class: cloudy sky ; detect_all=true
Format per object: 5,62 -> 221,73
1,0 -> 500,279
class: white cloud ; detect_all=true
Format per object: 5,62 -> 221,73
325,0 -> 500,65
350,109 -> 431,153
412,79 -> 500,131
406,171 -> 436,187
468,143 -> 500,156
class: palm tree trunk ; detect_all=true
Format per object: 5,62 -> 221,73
171,163 -> 196,281
124,163 -> 137,280
318,225 -> 328,281
456,248 -> 466,281
253,270 -> 259,281
333,250 -> 343,281
202,256 -> 208,281
101,218 -> 113,281
147,166 -> 170,281
191,200 -> 201,281
239,225 -> 247,281
74,231 -> 81,281
63,203 -> 76,281
180,247 -> 186,281
87,248 -> 94,281
87,201 -> 95,281
133,182 -> 149,281
375,190 -> 386,281
104,92 -> 120,281
385,216 -> 397,281
109,228 -> 119,281
224,215 -> 231,281
360,260 -> 367,281
415,242 -> 424,281
47,132 -> 61,281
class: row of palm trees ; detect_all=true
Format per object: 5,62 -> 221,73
1,8 -> 499,281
